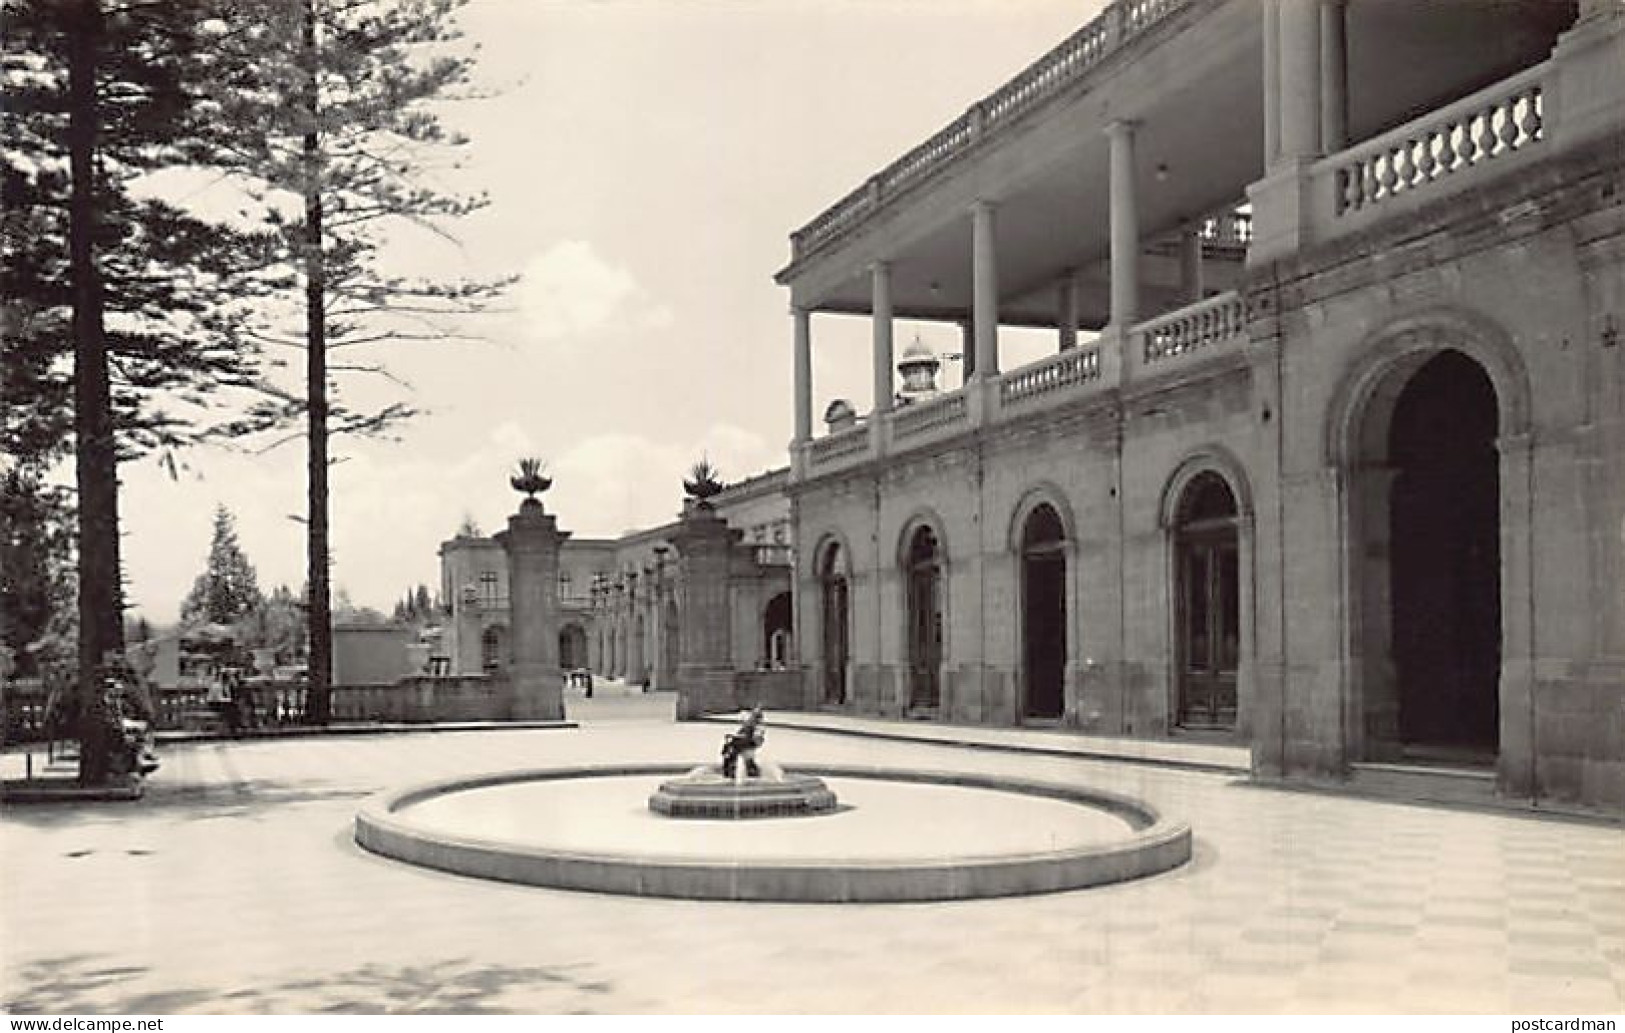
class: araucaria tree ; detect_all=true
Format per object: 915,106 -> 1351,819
210,0 -> 507,724
181,505 -> 263,626
2,0 -> 275,783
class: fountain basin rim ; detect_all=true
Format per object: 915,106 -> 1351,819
355,763 -> 1192,901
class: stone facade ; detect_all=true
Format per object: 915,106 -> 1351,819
776,1 -> 1625,812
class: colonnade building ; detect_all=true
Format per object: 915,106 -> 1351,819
777,0 -> 1625,810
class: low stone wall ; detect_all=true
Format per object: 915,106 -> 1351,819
330,676 -> 517,724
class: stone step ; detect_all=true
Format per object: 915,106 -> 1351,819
1347,760 -> 1499,806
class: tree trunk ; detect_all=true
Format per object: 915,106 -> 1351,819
301,0 -> 331,725
67,0 -> 123,785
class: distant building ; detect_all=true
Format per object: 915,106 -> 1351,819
438,468 -> 792,690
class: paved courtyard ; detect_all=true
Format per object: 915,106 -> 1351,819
3,684 -> 1623,1014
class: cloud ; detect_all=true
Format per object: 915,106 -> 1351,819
518,240 -> 673,343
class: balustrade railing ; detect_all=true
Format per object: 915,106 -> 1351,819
808,427 -> 869,468
999,345 -> 1102,406
790,0 -> 1189,262
1328,63 -> 1546,219
1138,291 -> 1247,365
1123,0 -> 1180,34
878,117 -> 975,200
891,391 -> 969,440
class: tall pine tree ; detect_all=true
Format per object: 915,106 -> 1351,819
2,0 -> 281,782
207,0 -> 508,724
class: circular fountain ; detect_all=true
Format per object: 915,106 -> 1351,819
355,761 -> 1190,902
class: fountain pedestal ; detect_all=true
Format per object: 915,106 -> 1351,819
648,765 -> 838,819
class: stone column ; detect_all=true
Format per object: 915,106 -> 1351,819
495,497 -> 569,720
1057,272 -> 1079,351
872,261 -> 894,414
672,500 -> 741,720
1263,0 -> 1281,166
1180,222 -> 1205,304
971,201 -> 1000,378
1320,0 -> 1348,154
1106,120 -> 1140,329
793,307 -> 812,442
1278,0 -> 1322,163
1246,0 -> 1324,262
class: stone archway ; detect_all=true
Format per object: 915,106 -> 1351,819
1354,349 -> 1503,761
818,541 -> 850,705
904,525 -> 944,712
1172,474 -> 1240,730
558,623 -> 588,671
1328,312 -> 1531,771
1020,504 -> 1067,720
763,591 -> 792,669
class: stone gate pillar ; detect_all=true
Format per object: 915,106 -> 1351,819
496,496 -> 569,721
672,499 -> 740,720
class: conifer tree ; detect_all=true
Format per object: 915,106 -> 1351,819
206,0 -> 508,724
2,0 -> 279,782
181,505 -> 263,626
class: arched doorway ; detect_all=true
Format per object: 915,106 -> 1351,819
558,623 -> 587,671
819,543 -> 849,704
763,591 -> 792,668
1174,474 -> 1239,730
905,525 -> 944,711
1021,504 -> 1067,720
1387,350 -> 1500,758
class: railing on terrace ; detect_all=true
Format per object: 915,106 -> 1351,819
891,391 -> 969,441
790,0 -> 1190,262
808,427 -> 870,468
1326,62 -> 1546,221
1138,291 -> 1248,365
999,345 -> 1102,406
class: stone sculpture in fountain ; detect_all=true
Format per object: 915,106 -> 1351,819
647,707 -> 839,819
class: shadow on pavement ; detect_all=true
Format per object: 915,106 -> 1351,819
5,954 -> 617,1014
0,777 -> 374,828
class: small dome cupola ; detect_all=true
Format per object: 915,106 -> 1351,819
896,335 -> 940,403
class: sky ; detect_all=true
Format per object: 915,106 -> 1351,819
117,0 -> 1104,623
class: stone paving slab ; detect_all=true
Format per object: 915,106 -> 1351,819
3,697 -> 1623,1014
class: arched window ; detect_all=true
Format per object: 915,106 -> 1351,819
1020,503 -> 1067,720
1174,473 -> 1239,730
763,591 -> 792,669
819,542 -> 849,704
905,526 -> 943,711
